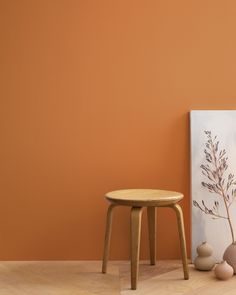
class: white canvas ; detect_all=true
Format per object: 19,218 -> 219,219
191,110 -> 236,262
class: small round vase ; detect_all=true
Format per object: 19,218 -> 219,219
223,242 -> 236,274
215,261 -> 234,280
197,242 -> 213,257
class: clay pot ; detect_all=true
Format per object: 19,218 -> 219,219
197,241 -> 213,257
194,242 -> 216,271
223,242 -> 236,274
194,255 -> 216,271
215,261 -> 234,280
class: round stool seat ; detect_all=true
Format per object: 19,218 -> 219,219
105,189 -> 183,207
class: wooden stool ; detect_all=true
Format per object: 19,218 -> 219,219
102,189 -> 189,290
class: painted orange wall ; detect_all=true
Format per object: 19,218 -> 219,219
1,0 -> 236,260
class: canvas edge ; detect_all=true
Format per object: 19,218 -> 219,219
189,110 -> 194,263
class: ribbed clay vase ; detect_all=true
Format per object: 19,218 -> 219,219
215,261 -> 234,280
223,242 -> 236,274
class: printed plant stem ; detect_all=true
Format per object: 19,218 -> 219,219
210,134 -> 235,243
193,130 -> 236,245
221,188 -> 235,243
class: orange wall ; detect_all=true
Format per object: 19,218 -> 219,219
1,0 -> 236,260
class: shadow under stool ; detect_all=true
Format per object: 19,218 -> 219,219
101,189 -> 189,290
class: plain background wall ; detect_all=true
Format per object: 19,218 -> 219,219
1,0 -> 236,260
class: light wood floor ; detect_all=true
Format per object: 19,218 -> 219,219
0,260 -> 236,294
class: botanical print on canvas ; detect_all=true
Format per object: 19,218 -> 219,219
191,111 -> 236,261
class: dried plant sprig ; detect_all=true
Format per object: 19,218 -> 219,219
193,130 -> 236,243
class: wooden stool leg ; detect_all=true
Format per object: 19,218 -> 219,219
147,207 -> 156,265
130,207 -> 143,290
172,204 -> 189,280
102,204 -> 116,273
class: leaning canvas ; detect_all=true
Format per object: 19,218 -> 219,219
191,110 -> 236,261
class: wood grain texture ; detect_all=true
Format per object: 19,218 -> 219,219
147,207 -> 156,265
102,204 -> 117,273
130,207 -> 143,290
1,261 -> 236,294
0,261 -> 120,295
121,264 -> 236,295
102,189 -> 188,289
171,203 -> 189,280
105,189 -> 183,207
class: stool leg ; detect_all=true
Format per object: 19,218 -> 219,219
172,204 -> 189,280
102,204 -> 116,273
130,207 -> 143,290
147,207 -> 156,265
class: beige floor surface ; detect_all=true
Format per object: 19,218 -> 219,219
0,260 -> 235,294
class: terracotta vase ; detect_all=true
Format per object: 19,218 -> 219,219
223,242 -> 236,274
214,261 -> 234,280
194,242 -> 216,271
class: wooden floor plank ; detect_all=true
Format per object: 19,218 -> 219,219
0,261 -> 235,294
0,261 -> 120,295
